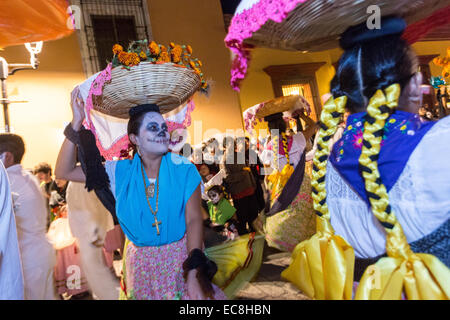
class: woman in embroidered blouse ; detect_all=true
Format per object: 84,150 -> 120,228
255,110 -> 317,252
55,91 -> 226,300
322,17 -> 449,280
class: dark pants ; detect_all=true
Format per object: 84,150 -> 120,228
233,193 -> 259,235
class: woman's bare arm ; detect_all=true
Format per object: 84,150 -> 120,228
185,185 -> 204,252
54,135 -> 85,183
55,87 -> 86,183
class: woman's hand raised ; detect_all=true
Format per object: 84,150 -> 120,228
70,86 -> 85,131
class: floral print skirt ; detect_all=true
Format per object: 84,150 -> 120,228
119,235 -> 227,300
254,175 -> 316,252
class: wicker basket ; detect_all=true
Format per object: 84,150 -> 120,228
255,95 -> 309,118
245,0 -> 450,52
94,62 -> 201,118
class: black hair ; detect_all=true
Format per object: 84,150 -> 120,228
0,133 -> 25,164
34,162 -> 52,176
264,112 -> 287,133
331,16 -> 417,114
207,185 -> 223,195
127,105 -> 162,153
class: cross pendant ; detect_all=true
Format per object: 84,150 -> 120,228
152,216 -> 162,235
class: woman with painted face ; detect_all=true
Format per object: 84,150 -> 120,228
55,93 -> 226,300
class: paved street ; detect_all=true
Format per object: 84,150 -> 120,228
235,244 -> 310,300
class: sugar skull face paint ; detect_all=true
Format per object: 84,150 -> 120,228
208,190 -> 221,204
135,112 -> 170,155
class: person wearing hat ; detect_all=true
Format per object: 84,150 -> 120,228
55,41 -> 226,300
283,16 -> 449,299
244,95 -> 317,252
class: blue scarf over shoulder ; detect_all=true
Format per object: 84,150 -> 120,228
329,111 -> 436,205
115,152 -> 201,247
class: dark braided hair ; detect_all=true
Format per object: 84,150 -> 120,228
331,16 -> 418,114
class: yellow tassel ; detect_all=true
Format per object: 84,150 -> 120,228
282,216 -> 355,300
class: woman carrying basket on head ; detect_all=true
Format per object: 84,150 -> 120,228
55,41 -> 226,300
245,95 -> 318,252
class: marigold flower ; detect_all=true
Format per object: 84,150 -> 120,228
129,52 -> 140,66
112,44 -> 123,55
157,51 -> 170,63
149,41 -> 160,55
160,45 -> 167,53
118,51 -> 129,64
186,45 -> 193,54
139,51 -> 147,60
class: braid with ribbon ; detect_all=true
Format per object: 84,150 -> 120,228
281,131 -> 290,166
282,95 -> 356,300
311,96 -> 347,220
355,84 -> 450,300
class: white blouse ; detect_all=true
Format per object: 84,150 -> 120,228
326,116 -> 450,258
260,132 -> 306,170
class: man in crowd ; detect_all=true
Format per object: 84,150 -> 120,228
0,133 -> 56,299
0,160 -> 24,299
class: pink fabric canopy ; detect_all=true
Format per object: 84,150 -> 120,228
225,0 -> 450,91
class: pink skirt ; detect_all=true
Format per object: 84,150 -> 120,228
122,235 -> 227,300
54,243 -> 89,296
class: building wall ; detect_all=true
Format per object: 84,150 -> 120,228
0,34 -> 85,171
0,0 -> 245,170
239,40 -> 450,135
146,0 -> 244,144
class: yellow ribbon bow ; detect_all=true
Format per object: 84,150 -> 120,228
355,84 -> 450,300
282,95 -> 355,300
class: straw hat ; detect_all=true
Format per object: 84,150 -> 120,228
92,40 -> 207,118
243,95 -> 310,132
255,95 -> 310,119
242,0 -> 449,52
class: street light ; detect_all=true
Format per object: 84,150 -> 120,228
0,41 -> 43,132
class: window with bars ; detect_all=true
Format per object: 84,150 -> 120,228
73,0 -> 151,75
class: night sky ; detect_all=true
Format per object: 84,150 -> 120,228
220,0 -> 241,14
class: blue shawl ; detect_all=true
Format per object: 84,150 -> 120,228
329,111 -> 436,205
115,152 -> 201,247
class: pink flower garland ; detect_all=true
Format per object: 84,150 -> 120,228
224,0 -> 310,91
83,63 -> 130,161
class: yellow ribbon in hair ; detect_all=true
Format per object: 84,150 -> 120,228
355,84 -> 450,300
282,95 -> 355,299
267,132 -> 294,201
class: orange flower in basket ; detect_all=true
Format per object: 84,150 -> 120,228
118,51 -> 129,64
149,41 -> 160,55
197,60 -> 203,67
186,45 -> 193,54
189,61 -> 197,69
157,51 -> 170,63
170,45 -> 183,63
113,44 -> 123,55
160,45 -> 167,53
139,51 -> 147,60
169,42 -> 176,49
129,52 -> 140,66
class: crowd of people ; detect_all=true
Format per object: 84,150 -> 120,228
0,14 -> 448,301
0,134 -> 124,300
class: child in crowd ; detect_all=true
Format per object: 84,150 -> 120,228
206,185 -> 239,241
